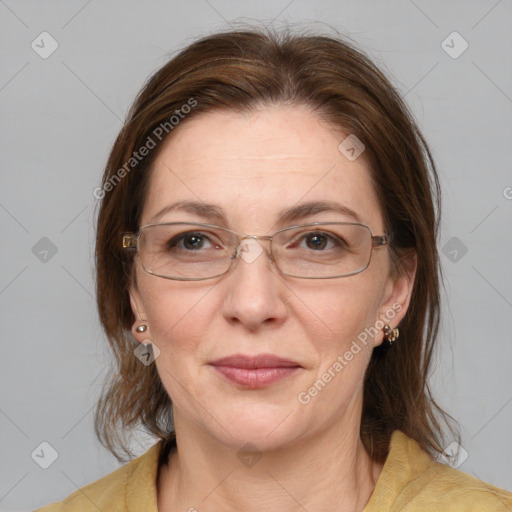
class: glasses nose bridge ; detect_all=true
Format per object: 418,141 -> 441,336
233,232 -> 275,261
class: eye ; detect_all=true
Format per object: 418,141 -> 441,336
284,229 -> 350,253
298,231 -> 345,251
303,232 -> 330,250
167,231 -> 220,251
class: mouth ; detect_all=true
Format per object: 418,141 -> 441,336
209,354 -> 302,389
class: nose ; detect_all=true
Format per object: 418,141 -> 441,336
221,238 -> 289,331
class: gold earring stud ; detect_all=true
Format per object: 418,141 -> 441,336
383,324 -> 399,344
136,325 -> 148,333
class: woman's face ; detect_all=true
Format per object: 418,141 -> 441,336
130,105 -> 414,451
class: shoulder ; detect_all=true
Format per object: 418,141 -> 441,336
33,442 -> 162,512
367,431 -> 512,511
418,460 -> 512,510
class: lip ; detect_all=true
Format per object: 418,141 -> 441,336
209,354 -> 302,389
210,354 -> 301,369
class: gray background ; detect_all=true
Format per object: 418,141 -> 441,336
1,1 -> 511,510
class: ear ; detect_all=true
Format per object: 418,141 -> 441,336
374,250 -> 417,346
129,285 -> 152,344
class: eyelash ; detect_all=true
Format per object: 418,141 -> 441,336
166,230 -> 347,252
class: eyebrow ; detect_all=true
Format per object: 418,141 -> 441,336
147,199 -> 362,226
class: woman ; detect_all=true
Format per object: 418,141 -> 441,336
36,27 -> 512,511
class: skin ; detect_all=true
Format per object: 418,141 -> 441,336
130,105 -> 416,512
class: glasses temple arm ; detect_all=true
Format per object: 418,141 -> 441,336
371,234 -> 391,247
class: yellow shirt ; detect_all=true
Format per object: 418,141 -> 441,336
35,430 -> 512,511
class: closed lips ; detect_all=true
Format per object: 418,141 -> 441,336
209,354 -> 301,368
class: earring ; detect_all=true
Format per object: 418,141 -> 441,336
136,325 -> 148,333
383,324 -> 399,344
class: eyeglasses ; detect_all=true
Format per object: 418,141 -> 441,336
122,222 -> 390,280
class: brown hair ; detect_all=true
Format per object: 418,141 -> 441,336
94,25 -> 455,463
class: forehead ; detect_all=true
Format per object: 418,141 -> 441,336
143,106 -> 383,231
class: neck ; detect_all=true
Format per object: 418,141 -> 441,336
157,413 -> 383,512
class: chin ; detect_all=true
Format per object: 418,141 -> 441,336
211,405 -> 304,451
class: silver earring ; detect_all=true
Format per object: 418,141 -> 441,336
136,325 -> 148,333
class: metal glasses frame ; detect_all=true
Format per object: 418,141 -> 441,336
122,221 -> 391,280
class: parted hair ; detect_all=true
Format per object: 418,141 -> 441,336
94,25 -> 454,463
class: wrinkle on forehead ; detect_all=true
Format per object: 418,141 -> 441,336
145,107 -> 383,232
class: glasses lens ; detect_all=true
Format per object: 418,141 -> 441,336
273,223 -> 372,278
138,224 -> 234,279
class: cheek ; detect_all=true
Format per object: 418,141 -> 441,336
137,276 -> 217,407
296,278 -> 385,401
298,276 -> 383,347
293,283 -> 380,413
137,271 -> 217,354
